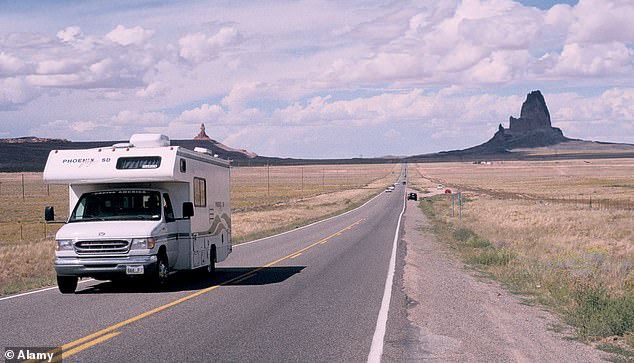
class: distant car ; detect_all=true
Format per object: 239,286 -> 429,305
407,192 -> 417,201
385,187 -> 393,193
402,181 -> 406,185
437,184 -> 444,190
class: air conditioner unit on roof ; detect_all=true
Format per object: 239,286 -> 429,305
129,134 -> 170,148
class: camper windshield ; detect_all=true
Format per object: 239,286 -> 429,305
69,190 -> 162,222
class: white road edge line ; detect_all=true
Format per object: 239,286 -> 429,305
367,188 -> 406,363
0,278 -> 94,302
0,188 -> 387,302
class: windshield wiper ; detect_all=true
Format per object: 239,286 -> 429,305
69,216 -> 106,222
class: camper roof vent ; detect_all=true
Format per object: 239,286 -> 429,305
112,142 -> 133,149
194,147 -> 211,155
129,134 -> 170,148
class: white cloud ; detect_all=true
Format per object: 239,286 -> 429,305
322,0 -> 544,86
71,121 -> 99,133
135,81 -> 168,98
384,128 -> 401,141
0,77 -> 37,109
543,88 -> 634,142
112,110 -> 170,126
88,58 -> 114,76
272,89 -> 518,136
221,82 -> 272,110
106,25 -> 154,46
57,26 -> 83,43
2,25 -> 164,96
36,59 -> 82,74
550,42 -> 633,76
178,27 -> 240,63
179,103 -> 226,122
600,88 -> 634,120
0,52 -> 24,75
26,73 -> 82,87
566,0 -> 634,44
468,50 -> 531,83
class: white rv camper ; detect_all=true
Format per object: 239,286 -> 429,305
43,134 -> 231,293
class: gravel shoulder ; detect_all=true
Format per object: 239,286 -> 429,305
399,189 -> 609,362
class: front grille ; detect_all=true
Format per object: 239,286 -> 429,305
75,240 -> 130,255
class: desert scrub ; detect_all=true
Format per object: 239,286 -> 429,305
567,281 -> 634,339
419,191 -> 634,351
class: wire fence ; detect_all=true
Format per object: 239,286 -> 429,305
0,164 -> 398,243
231,164 -> 396,211
416,172 -> 634,213
503,193 -> 634,211
0,173 -> 67,244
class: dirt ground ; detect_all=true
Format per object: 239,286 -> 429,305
400,188 -> 610,362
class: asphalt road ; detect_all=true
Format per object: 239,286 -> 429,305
0,178 -> 406,362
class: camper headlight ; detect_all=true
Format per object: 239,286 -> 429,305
55,239 -> 74,251
131,238 -> 156,250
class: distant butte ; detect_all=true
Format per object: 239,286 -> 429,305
482,90 -> 570,150
407,89 -> 634,161
0,136 -> 69,144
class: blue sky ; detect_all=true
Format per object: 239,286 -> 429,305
519,0 -> 578,9
0,0 -> 632,158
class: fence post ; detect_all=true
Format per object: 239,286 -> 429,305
322,168 -> 325,190
458,192 -> 462,221
22,173 -> 25,200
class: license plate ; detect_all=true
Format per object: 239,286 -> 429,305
126,265 -> 144,275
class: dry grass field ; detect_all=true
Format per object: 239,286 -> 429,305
0,164 -> 399,295
231,164 -> 400,241
409,159 -> 634,349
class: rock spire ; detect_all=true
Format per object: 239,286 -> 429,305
194,123 -> 211,140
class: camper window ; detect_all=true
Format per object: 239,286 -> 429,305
116,156 -> 161,170
194,177 -> 207,207
69,190 -> 162,222
163,193 -> 175,222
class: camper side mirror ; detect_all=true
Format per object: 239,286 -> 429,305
182,202 -> 194,219
44,206 -> 55,222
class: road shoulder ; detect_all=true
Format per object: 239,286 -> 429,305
398,190 -> 608,362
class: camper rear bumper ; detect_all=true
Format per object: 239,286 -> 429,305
55,255 -> 158,278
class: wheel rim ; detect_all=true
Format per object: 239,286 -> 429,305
157,259 -> 168,284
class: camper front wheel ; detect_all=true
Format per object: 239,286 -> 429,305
155,254 -> 169,288
57,275 -> 78,294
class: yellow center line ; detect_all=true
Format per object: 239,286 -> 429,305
232,272 -> 258,284
52,332 -> 121,363
49,218 -> 365,361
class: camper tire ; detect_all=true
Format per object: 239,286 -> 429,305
57,275 -> 78,294
153,253 -> 169,289
206,247 -> 216,276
